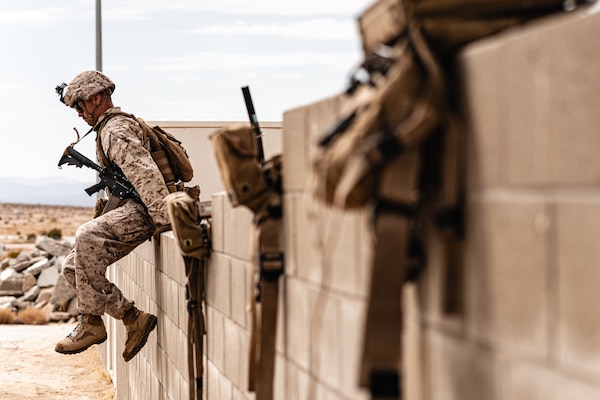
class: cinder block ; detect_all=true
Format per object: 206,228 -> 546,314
404,287 -> 427,400
294,194 -> 325,285
308,288 -> 341,388
283,105 -> 309,192
460,5 -> 600,187
501,359 -> 600,400
209,308 -> 226,373
232,385 -> 252,400
166,278 -> 180,327
206,252 -> 231,316
273,353 -> 287,400
465,196 -> 549,357
556,200 -> 600,374
223,195 -> 254,261
206,361 -> 220,400
508,9 -> 600,186
211,192 -> 226,253
356,207 -> 374,299
224,318 -> 243,388
306,96 -> 343,171
230,258 -> 249,329
458,39 -> 507,189
218,371 -> 234,400
284,278 -> 311,370
283,193 -> 300,277
339,298 -> 369,400
329,207 -> 366,295
428,331 -> 497,400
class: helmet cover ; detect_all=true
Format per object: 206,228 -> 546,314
63,70 -> 115,107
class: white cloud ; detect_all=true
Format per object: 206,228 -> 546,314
187,18 -> 359,40
0,4 -> 91,25
0,83 -> 21,90
143,51 -> 359,72
103,0 -> 370,18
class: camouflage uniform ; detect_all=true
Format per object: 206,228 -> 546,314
56,70 -> 167,361
62,109 -> 170,318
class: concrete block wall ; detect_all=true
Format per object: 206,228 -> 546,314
97,3 -> 600,399
414,5 -> 600,400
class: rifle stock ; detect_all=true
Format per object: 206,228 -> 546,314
58,146 -> 102,172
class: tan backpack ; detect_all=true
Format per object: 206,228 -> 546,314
97,111 -> 199,199
210,123 -> 274,215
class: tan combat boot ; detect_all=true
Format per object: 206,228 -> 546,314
55,314 -> 107,354
122,306 -> 158,362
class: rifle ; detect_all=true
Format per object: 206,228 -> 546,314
58,145 -> 140,201
241,86 -> 265,165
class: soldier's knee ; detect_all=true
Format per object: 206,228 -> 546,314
75,219 -> 98,241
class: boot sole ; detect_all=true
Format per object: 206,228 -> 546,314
123,315 -> 158,362
55,334 -> 108,355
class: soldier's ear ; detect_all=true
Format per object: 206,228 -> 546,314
91,93 -> 103,105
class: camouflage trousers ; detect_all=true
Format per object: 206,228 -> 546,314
62,200 -> 155,319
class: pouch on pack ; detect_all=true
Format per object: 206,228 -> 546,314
210,123 -> 272,215
166,191 -> 210,260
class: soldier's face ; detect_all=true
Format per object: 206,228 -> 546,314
75,98 -> 95,126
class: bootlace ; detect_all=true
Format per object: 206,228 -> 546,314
68,319 -> 85,339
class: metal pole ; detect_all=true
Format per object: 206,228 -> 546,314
96,0 -> 102,72
95,0 -> 103,199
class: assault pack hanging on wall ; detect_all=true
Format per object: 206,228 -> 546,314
312,0 -> 593,398
166,191 -> 212,400
210,87 -> 284,400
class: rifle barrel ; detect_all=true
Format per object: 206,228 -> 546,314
241,86 -> 265,163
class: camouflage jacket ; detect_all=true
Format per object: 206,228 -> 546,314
95,107 -> 170,227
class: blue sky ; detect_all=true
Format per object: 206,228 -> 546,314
0,0 -> 370,184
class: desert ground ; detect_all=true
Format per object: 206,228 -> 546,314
0,202 -> 93,238
0,202 -> 93,257
0,202 -> 115,399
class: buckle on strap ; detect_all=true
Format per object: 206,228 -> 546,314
260,252 -> 284,281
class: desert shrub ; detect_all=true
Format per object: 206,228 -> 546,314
47,228 -> 62,240
16,307 -> 48,325
27,233 -> 36,241
7,250 -> 20,258
0,308 -> 15,324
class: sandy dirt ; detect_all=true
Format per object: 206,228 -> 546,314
0,204 -> 114,399
0,322 -> 115,400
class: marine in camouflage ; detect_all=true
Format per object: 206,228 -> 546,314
56,70 -> 167,359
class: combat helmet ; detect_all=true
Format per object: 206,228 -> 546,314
63,70 -> 115,108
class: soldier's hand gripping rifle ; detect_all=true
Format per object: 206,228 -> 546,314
58,144 -> 140,201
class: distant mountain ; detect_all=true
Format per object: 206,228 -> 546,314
0,177 -> 96,207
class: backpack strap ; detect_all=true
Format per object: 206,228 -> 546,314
359,149 -> 424,399
185,255 -> 207,400
248,189 -> 283,400
94,110 -> 139,168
